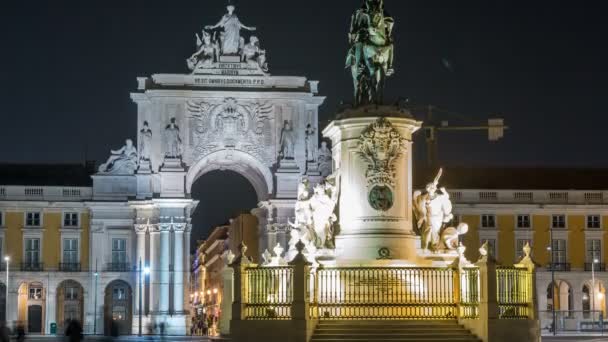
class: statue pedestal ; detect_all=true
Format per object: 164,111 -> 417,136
306,161 -> 321,176
275,159 -> 300,199
323,106 -> 422,264
160,158 -> 186,198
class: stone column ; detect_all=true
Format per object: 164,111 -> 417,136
149,226 -> 160,313
173,224 -> 185,314
134,224 -> 147,314
184,225 -> 191,313
45,285 -> 57,335
159,223 -> 171,314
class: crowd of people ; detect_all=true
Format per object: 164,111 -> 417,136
190,314 -> 218,336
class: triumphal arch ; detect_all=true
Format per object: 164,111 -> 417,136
89,4 -> 326,334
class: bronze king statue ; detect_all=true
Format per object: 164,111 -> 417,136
346,0 -> 395,106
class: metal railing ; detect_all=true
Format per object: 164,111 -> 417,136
243,266 -> 293,320
585,263 -> 606,272
546,263 -> 571,272
315,267 -> 457,320
497,267 -> 532,319
59,263 -> 81,272
540,310 -> 605,333
20,262 -> 44,272
106,263 -> 131,272
460,267 -> 480,318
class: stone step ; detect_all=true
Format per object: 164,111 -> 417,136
315,330 -> 472,335
317,320 -> 460,325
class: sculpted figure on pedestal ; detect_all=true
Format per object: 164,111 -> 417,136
187,30 -> 220,71
318,141 -> 332,177
413,169 -> 469,252
279,120 -> 296,160
305,124 -> 317,162
164,118 -> 183,158
241,36 -> 269,72
205,4 -> 256,55
346,0 -> 395,105
98,139 -> 138,175
139,121 -> 153,162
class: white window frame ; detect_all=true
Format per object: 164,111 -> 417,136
551,239 -> 567,264
22,230 -> 43,264
61,235 -> 80,264
551,214 -> 567,229
586,239 -> 602,263
24,211 -> 42,228
62,212 -> 80,228
480,214 -> 497,229
24,237 -> 41,264
586,215 -> 601,230
516,214 -> 532,229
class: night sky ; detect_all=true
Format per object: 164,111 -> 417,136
1,1 -> 606,239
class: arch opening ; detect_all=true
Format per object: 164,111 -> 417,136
104,280 -> 132,336
56,280 -> 84,334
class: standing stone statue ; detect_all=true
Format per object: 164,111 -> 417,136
346,0 -> 395,106
205,4 -> 256,55
305,124 -> 317,162
412,169 -> 469,252
279,120 -> 296,160
98,139 -> 138,175
164,118 -> 183,158
318,141 -> 332,177
139,121 -> 153,162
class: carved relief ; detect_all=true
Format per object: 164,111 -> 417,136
187,98 -> 274,165
357,117 -> 405,188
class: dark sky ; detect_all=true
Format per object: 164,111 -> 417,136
1,1 -> 606,238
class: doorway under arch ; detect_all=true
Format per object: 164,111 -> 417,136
104,280 -> 132,336
56,280 -> 84,333
190,169 -> 259,248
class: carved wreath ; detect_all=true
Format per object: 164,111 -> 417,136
357,117 -> 405,187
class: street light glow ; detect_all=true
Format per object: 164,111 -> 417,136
594,259 -> 599,264
144,266 -> 151,275
207,289 -> 211,295
213,288 -> 218,294
3,256 -> 9,262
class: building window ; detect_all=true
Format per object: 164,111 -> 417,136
0,211 -> 3,226
552,215 -> 566,229
65,286 -> 79,300
552,239 -> 567,264
63,213 -> 79,227
516,239 -> 532,260
113,287 -> 126,300
587,239 -> 601,263
29,286 -> 43,300
25,238 -> 40,264
481,215 -> 496,229
25,212 -> 41,227
63,239 -> 78,264
111,238 -> 127,264
587,215 -> 601,229
516,214 -> 531,229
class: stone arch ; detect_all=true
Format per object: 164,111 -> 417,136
547,280 -> 573,312
186,150 -> 273,201
56,280 -> 84,333
104,280 -> 132,336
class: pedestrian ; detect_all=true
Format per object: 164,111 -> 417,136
65,320 -> 83,342
0,321 -> 9,342
16,323 -> 25,342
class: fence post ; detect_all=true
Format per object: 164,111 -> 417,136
288,240 -> 311,321
515,242 -> 537,320
231,242 -> 251,322
219,251 -> 235,336
476,242 -> 499,322
451,243 -> 471,318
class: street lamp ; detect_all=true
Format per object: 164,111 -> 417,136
547,230 -> 556,336
593,258 -> 599,318
4,256 -> 8,320
138,258 -> 150,337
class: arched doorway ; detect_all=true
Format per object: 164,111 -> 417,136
17,282 -> 45,333
546,280 -> 573,313
104,280 -> 132,336
56,280 -> 84,333
190,170 -> 259,249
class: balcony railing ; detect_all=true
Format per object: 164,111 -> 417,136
59,263 -> 81,272
546,263 -> 571,272
21,262 -> 44,272
106,263 -> 131,272
584,263 -> 606,272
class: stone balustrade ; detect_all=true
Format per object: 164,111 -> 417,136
0,185 -> 92,201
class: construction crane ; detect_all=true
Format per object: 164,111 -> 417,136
408,104 -> 509,166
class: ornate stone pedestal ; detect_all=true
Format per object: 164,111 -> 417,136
136,160 -> 153,199
160,158 -> 185,198
323,106 -> 422,264
275,159 -> 300,199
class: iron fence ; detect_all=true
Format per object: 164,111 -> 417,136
460,267 -> 480,318
315,267 -> 457,320
496,266 -> 532,319
243,266 -> 293,320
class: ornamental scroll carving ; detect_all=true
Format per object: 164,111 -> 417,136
357,117 -> 405,188
187,98 -> 274,165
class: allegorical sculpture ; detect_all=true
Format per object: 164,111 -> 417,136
98,139 -> 139,175
205,4 -> 256,55
357,117 -> 404,211
187,30 -> 220,70
289,176 -> 340,254
305,124 -> 317,162
241,36 -> 269,72
346,0 -> 395,105
139,121 -> 153,162
413,169 -> 469,253
164,118 -> 183,158
279,120 -> 296,160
